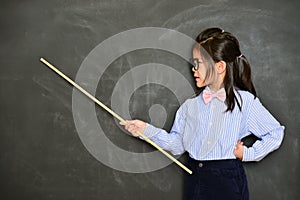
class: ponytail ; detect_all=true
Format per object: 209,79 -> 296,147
225,54 -> 256,112
236,55 -> 256,96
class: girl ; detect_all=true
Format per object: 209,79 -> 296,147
121,28 -> 284,200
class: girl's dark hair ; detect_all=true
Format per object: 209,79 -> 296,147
194,27 -> 256,112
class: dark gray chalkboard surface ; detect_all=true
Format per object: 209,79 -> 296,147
1,0 -> 299,199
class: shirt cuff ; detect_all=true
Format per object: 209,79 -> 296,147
142,123 -> 161,138
242,146 -> 255,162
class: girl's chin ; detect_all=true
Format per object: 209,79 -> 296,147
196,82 -> 207,88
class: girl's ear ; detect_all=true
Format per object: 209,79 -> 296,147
215,61 -> 226,74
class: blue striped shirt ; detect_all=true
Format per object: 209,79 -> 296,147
143,87 -> 284,162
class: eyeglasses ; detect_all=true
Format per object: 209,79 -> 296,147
189,58 -> 202,71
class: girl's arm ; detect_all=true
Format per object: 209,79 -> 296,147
242,98 -> 285,162
122,104 -> 187,156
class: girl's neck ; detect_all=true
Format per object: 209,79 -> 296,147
208,83 -> 224,92
208,73 -> 225,92
208,71 -> 225,92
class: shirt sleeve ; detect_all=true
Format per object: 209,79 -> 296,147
142,103 -> 187,156
242,98 -> 285,162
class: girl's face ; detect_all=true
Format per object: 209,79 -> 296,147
192,47 -> 208,88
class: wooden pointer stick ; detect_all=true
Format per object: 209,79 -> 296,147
40,57 -> 192,174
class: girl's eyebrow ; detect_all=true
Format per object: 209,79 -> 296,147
193,58 -> 202,62
192,57 -> 201,59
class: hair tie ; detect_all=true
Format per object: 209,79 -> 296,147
237,54 -> 243,58
199,36 -> 213,45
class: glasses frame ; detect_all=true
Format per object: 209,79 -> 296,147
190,58 -> 202,71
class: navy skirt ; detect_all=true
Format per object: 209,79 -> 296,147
184,157 -> 249,200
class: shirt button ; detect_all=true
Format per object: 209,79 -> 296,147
209,122 -> 213,126
207,141 -> 211,145
198,163 -> 203,168
211,105 -> 216,109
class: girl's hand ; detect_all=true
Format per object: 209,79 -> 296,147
120,120 -> 146,137
234,140 -> 244,160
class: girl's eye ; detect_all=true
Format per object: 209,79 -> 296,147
190,58 -> 202,66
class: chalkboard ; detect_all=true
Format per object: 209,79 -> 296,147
0,0 -> 299,199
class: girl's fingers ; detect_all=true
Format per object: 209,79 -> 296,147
119,119 -> 146,136
128,125 -> 137,133
119,120 -> 127,126
233,140 -> 244,160
236,140 -> 244,146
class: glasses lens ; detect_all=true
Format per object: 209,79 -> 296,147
190,58 -> 198,70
